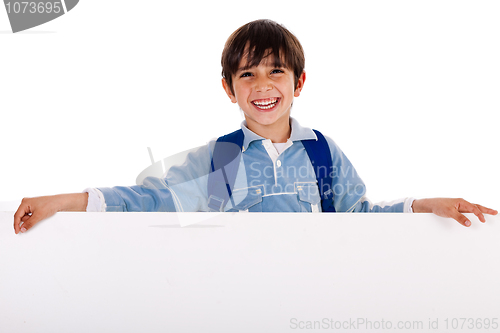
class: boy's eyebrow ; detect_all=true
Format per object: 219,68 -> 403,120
236,63 -> 286,73
236,65 -> 252,72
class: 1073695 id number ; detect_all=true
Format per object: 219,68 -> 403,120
5,2 -> 62,14
444,318 -> 498,330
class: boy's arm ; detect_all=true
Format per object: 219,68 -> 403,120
322,136 -> 498,224
13,193 -> 88,234
412,198 -> 498,227
322,136 -> 405,213
353,197 -> 414,213
98,143 -> 215,213
12,178 -> 180,234
14,142 -> 216,233
97,177 -> 180,212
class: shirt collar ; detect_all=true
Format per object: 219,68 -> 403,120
240,117 -> 318,152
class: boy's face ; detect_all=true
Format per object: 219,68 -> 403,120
222,52 -> 305,135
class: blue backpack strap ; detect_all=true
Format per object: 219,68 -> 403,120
207,129 -> 244,212
301,129 -> 336,212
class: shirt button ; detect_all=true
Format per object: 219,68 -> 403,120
277,160 -> 282,167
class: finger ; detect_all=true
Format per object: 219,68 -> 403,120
471,204 -> 486,223
20,215 -> 33,233
20,213 -> 44,233
457,200 -> 486,223
13,200 -> 30,234
450,209 -> 471,227
475,204 -> 498,216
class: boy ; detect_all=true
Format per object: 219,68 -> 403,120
13,19 -> 497,234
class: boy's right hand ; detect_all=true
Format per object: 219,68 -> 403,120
13,193 -> 88,234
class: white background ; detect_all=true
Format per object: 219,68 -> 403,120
1,0 -> 498,209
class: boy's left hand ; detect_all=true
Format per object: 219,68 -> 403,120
412,198 -> 498,227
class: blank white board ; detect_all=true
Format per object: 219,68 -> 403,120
1,211 -> 499,332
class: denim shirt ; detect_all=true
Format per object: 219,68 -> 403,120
98,118 -> 413,213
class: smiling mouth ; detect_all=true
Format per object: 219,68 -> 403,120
251,97 -> 280,110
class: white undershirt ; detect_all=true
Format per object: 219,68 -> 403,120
273,142 -> 288,155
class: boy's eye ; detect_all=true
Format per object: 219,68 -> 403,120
240,72 -> 252,78
271,69 -> 284,74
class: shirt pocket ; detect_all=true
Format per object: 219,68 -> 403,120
228,185 -> 264,212
296,182 -> 321,213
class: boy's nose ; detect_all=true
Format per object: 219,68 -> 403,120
255,77 -> 273,92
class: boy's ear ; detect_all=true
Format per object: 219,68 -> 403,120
294,70 -> 306,97
222,78 -> 237,103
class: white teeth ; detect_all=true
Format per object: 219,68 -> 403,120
253,98 -> 278,106
253,98 -> 279,109
256,103 -> 275,110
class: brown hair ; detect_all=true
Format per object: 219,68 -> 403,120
221,19 -> 305,95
